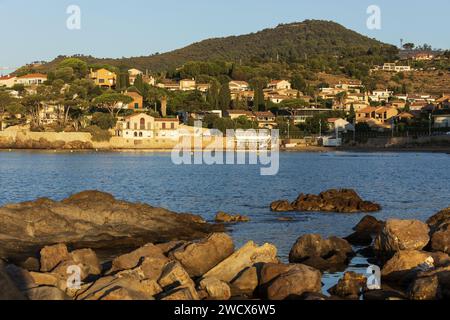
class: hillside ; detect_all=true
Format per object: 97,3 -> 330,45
27,20 -> 398,74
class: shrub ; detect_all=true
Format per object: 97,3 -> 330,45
83,125 -> 112,142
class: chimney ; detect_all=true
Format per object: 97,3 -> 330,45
161,96 -> 167,117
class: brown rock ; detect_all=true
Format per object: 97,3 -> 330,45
158,261 -> 196,293
230,266 -> 259,296
408,275 -> 441,300
204,241 -> 278,283
270,200 -> 294,212
289,234 -> 354,271
70,249 -> 101,276
199,277 -> 231,300
381,250 -> 433,282
169,233 -> 234,277
374,219 -> 430,254
345,215 -> 384,246
40,244 -> 70,272
160,286 -> 199,300
100,287 -> 152,300
427,207 -> 450,232
21,257 -> 40,272
5,264 -> 37,291
156,241 -> 187,255
110,244 -> 166,272
261,264 -> 322,300
29,272 -> 60,287
431,224 -> 450,254
0,191 -> 222,262
215,212 -> 250,223
328,272 -> 367,299
0,262 -> 26,300
25,286 -> 69,300
288,189 -> 381,213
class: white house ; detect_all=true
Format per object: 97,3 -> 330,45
16,73 -> 47,86
128,68 -> 143,85
267,80 -> 291,90
370,89 -> 393,102
327,118 -> 355,132
229,81 -> 250,92
116,113 -> 155,139
0,75 -> 17,87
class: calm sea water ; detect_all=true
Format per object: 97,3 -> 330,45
1,150 -> 449,291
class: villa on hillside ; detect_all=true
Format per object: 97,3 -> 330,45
356,106 -> 399,129
229,81 -> 250,92
89,68 -> 116,88
267,80 -> 291,90
0,75 -> 17,87
115,113 -> 180,139
128,68 -> 143,85
15,73 -> 47,86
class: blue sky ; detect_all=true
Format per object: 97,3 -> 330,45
0,0 -> 448,73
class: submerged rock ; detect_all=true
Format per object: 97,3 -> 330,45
271,189 -> 381,213
215,212 -> 250,223
0,191 -> 223,262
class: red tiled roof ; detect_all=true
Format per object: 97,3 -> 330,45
17,73 -> 47,79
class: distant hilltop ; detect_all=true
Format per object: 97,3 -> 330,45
15,20 -> 397,74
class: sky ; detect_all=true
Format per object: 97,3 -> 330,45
0,0 -> 449,74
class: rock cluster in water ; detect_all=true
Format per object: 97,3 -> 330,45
0,192 -> 449,301
271,189 -> 381,213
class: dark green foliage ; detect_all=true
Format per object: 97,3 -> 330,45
90,112 -> 117,130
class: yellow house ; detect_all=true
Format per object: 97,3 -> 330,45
356,107 -> 399,128
89,68 -> 116,88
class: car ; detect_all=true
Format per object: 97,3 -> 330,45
446,132 -> 450,136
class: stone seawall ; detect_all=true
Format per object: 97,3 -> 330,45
0,130 -> 241,151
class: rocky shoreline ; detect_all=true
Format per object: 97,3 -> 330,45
0,191 -> 449,300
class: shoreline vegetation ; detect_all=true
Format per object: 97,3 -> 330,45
0,190 -> 449,301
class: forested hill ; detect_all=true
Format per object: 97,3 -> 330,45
25,20 -> 398,73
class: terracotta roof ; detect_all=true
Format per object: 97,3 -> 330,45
0,75 -> 15,80
230,81 -> 249,85
227,110 -> 253,115
155,118 -> 179,122
254,111 -> 275,117
17,73 -> 47,79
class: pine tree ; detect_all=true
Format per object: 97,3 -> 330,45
218,82 -> 231,111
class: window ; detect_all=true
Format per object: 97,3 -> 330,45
99,79 -> 105,84
126,122 -> 130,129
140,118 -> 145,130
134,132 -> 137,137
171,123 -> 175,129
135,103 -> 139,109
139,132 -> 143,137
162,123 -> 166,129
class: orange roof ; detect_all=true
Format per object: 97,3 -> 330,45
155,118 -> 179,122
18,73 -> 47,79
0,75 -> 15,80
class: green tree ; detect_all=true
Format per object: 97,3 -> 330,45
93,93 -> 133,117
218,82 -> 231,111
58,58 -> 88,78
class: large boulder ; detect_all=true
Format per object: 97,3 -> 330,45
169,233 -> 235,277
0,261 -> 26,300
230,266 -> 259,297
40,244 -> 70,272
70,249 -> 102,276
427,207 -> 450,232
289,189 -> 381,213
203,241 -> 278,283
374,219 -> 430,254
431,224 -> 450,254
408,275 -> 441,300
345,215 -> 384,246
259,263 -> 322,300
0,191 -> 222,262
381,250 -> 434,283
288,234 -> 354,271
157,261 -> 197,298
328,272 -> 367,299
